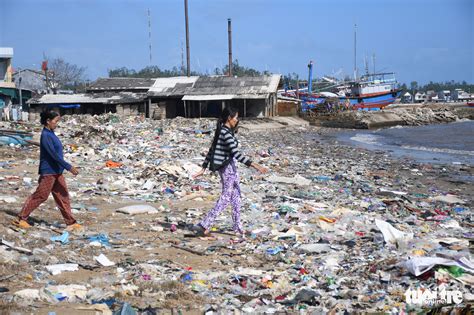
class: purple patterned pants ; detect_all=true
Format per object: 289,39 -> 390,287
200,159 -> 242,233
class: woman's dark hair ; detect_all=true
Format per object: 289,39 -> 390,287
40,110 -> 60,125
210,106 -> 238,150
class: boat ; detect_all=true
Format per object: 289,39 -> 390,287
468,101 -> 474,107
281,66 -> 402,112
342,72 -> 402,110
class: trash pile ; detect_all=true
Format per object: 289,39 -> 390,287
0,114 -> 473,313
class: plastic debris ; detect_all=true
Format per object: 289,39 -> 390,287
50,231 -> 70,244
45,264 -> 79,275
94,254 -> 115,267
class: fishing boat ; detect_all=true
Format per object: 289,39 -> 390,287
342,72 -> 402,110
281,63 -> 401,111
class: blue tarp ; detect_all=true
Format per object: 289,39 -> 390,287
47,104 -> 81,109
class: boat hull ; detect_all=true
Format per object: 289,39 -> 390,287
297,89 -> 402,111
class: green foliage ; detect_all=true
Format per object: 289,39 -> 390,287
108,60 -> 266,78
405,80 -> 474,94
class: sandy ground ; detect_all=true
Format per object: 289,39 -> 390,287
0,117 -> 473,314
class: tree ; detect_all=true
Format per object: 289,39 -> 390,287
222,59 -> 263,77
108,65 -> 200,78
47,58 -> 86,93
108,60 -> 267,79
410,81 -> 418,93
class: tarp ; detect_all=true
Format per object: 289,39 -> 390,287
46,104 -> 81,109
0,87 -> 16,99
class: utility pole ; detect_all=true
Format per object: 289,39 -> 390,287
18,69 -> 22,109
228,18 -> 232,76
148,9 -> 153,64
184,0 -> 191,76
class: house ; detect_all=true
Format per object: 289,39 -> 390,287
86,77 -> 155,117
27,75 -> 282,120
27,92 -> 149,122
437,90 -> 451,102
426,90 -> 438,102
12,69 -> 48,94
0,47 -> 32,121
148,75 -> 281,119
452,89 -> 473,102
0,48 -> 14,89
402,92 -> 413,103
414,92 -> 426,103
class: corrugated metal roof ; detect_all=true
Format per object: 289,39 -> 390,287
148,76 -> 198,96
148,75 -> 281,98
0,47 -> 14,58
28,92 -> 147,105
88,77 -> 156,91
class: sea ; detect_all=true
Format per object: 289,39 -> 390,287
336,120 -> 474,166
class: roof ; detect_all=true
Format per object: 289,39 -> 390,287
148,76 -> 198,96
182,94 -> 234,101
28,92 -> 147,105
148,75 -> 281,99
0,47 -> 14,58
88,77 -> 156,91
13,69 -> 45,77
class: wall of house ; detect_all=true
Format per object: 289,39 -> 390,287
116,103 -> 145,117
277,100 -> 299,116
244,99 -> 267,117
0,58 -> 12,83
149,101 -> 167,119
13,71 -> 47,93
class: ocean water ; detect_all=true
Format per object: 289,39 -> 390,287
336,120 -> 474,166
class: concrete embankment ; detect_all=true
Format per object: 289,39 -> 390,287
308,103 -> 474,129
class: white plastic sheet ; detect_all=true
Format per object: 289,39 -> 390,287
46,263 -> 79,275
402,256 -> 474,276
116,205 -> 158,215
375,219 -> 413,246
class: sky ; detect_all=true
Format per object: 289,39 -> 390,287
1,0 -> 473,85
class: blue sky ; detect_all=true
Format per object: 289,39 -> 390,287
1,0 -> 472,85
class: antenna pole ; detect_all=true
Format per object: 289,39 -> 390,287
148,9 -> 152,64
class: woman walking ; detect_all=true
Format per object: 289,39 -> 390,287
193,107 -> 267,237
13,110 -> 83,232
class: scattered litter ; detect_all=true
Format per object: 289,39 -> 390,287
116,205 -> 159,215
45,264 -> 79,275
94,254 -> 115,267
50,231 -> 70,244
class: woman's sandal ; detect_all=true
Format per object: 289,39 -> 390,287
191,224 -> 210,237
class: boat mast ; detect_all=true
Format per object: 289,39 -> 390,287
364,54 -> 369,76
308,61 -> 313,94
372,53 -> 376,75
353,23 -> 357,81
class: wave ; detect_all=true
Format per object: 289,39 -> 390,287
400,145 -> 474,156
350,134 -> 381,145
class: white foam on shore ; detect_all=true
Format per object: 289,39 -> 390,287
350,134 -> 381,145
401,145 -> 474,156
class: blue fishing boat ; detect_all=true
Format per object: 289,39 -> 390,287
281,62 -> 401,111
